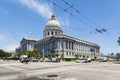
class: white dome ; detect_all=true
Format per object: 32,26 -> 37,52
46,19 -> 60,27
43,14 -> 63,38
44,14 -> 63,31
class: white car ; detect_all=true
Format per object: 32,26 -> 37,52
30,58 -> 39,62
99,57 -> 107,62
75,60 -> 81,63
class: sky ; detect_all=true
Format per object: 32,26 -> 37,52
0,0 -> 120,54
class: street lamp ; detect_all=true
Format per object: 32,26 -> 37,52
90,48 -> 95,60
42,49 -> 44,59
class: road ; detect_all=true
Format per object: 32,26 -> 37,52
0,61 -> 120,80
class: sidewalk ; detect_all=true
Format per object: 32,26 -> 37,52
0,59 -> 20,64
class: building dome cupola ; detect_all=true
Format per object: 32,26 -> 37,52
43,14 -> 63,38
51,14 -> 56,20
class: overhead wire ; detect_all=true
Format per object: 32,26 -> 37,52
62,0 -> 107,33
62,0 -> 101,28
49,0 -> 95,29
49,0 -> 116,41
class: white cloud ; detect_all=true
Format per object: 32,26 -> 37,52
0,33 -> 19,52
18,0 -> 52,19
0,34 -> 7,40
3,44 -> 19,52
58,16 -> 70,27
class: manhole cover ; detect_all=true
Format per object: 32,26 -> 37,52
47,74 -> 58,77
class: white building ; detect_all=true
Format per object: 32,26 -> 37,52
16,14 -> 100,61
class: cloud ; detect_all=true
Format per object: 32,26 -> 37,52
0,33 -> 19,52
0,34 -> 7,40
18,0 -> 52,19
3,44 -> 19,52
58,16 -> 70,27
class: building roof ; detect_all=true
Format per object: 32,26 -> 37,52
36,33 -> 99,47
20,37 -> 37,43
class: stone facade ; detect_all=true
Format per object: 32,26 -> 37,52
16,14 -> 100,60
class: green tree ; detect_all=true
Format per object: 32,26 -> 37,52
32,49 -> 38,57
0,49 -> 5,57
17,52 -> 23,58
45,54 -> 49,58
55,53 -> 59,57
5,52 -> 12,58
27,49 -> 38,58
52,53 -> 56,57
83,55 -> 86,59
48,54 -> 51,58
0,49 -> 12,58
27,50 -> 33,57
74,54 -> 79,59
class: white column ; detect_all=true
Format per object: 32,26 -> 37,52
60,39 -> 62,49
68,41 -> 69,50
63,41 -> 66,50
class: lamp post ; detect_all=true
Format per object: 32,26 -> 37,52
90,48 -> 94,60
42,49 -> 44,59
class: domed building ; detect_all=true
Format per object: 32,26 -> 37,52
43,14 -> 63,38
16,14 -> 100,61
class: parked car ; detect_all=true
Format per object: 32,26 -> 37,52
99,57 -> 107,62
75,58 -> 91,63
75,60 -> 81,63
51,58 -> 59,62
30,58 -> 39,62
45,58 -> 51,62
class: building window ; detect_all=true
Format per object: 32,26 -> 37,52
72,52 -> 74,55
51,31 -> 53,35
69,42 -> 70,50
69,52 -> 71,56
55,31 -> 57,34
66,52 -> 68,55
48,32 -> 50,35
72,42 -> 73,50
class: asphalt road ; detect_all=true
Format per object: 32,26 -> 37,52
0,61 -> 120,80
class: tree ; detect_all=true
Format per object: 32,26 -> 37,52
52,53 -> 56,57
0,49 -> 12,58
4,52 -> 12,58
17,52 -> 23,58
0,49 -> 5,57
45,54 -> 49,58
55,53 -> 59,57
27,49 -> 38,58
32,49 -> 38,57
48,54 -> 51,58
27,50 -> 33,58
74,54 -> 79,59
83,55 -> 86,59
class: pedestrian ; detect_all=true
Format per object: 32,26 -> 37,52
25,58 -> 28,64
